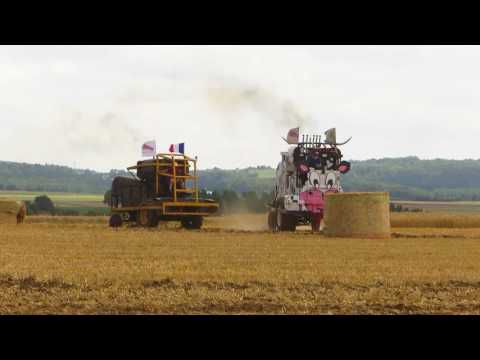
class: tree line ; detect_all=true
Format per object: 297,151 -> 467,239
3,157 -> 480,201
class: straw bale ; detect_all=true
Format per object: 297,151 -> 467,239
324,192 -> 390,239
0,200 -> 26,224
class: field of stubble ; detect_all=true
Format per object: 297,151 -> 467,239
2,213 -> 480,314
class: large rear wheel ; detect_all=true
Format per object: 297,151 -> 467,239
310,213 -> 322,232
276,210 -> 296,232
267,210 -> 276,231
109,213 -> 123,228
181,216 -> 203,230
136,209 -> 159,227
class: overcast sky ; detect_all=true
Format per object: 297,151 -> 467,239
1,45 -> 480,172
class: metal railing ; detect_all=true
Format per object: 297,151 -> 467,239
127,153 -> 199,203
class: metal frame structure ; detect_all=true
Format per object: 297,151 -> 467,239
111,153 -> 218,218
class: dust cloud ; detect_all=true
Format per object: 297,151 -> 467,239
207,83 -> 313,129
58,112 -> 145,154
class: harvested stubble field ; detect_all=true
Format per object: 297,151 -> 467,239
2,213 -> 480,314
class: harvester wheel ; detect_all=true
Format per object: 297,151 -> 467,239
276,210 -> 296,232
285,214 -> 297,231
267,210 -> 276,231
148,212 -> 160,227
181,216 -> 203,230
136,210 -> 158,227
109,214 -> 123,228
311,213 -> 322,232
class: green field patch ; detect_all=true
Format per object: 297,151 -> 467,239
0,191 -> 103,203
55,201 -> 106,209
55,206 -> 109,216
395,201 -> 480,213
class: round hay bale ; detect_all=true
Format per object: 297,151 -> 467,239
324,192 -> 390,239
0,200 -> 27,224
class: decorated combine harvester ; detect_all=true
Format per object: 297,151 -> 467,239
109,151 -> 218,229
268,128 -> 351,232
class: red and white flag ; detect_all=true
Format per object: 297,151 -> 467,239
285,127 -> 299,144
142,140 -> 156,157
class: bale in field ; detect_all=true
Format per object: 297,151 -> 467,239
324,192 -> 390,239
16,202 -> 27,224
0,200 -> 27,225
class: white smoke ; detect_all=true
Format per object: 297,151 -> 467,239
207,83 -> 313,128
59,112 -> 144,153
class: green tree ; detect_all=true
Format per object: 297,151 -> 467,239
34,195 -> 55,214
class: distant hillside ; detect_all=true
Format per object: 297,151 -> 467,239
341,157 -> 480,201
2,157 -> 480,200
197,166 -> 274,194
0,161 -> 127,194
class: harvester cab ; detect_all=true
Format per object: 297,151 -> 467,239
109,152 -> 219,229
268,129 -> 351,232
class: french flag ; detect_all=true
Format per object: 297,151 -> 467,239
169,143 -> 185,154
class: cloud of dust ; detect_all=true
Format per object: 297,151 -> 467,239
58,111 -> 145,154
39,78 -> 316,170
220,213 -> 269,231
206,83 -> 313,129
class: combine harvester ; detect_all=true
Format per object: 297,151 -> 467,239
268,128 -> 352,232
109,151 -> 218,229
